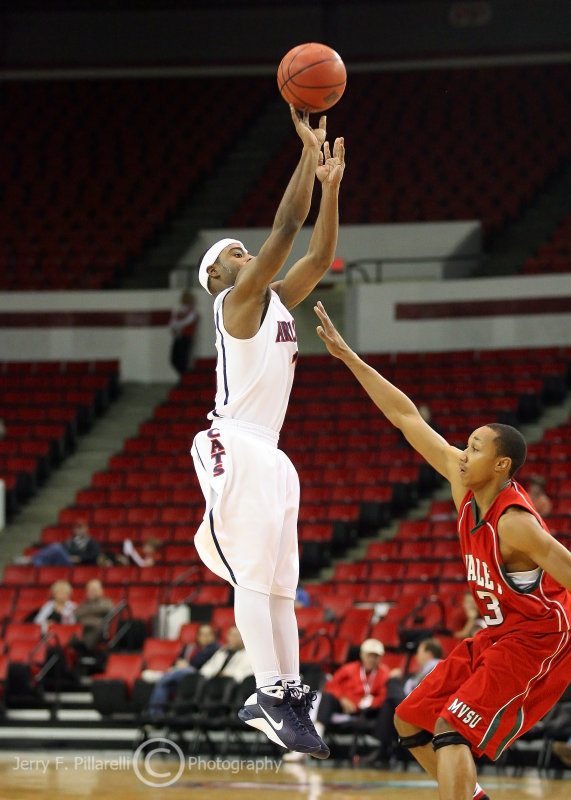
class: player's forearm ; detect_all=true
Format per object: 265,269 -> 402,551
304,184 -> 339,274
273,144 -> 319,233
341,350 -> 417,429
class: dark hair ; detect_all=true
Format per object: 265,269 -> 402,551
486,423 -> 527,477
420,638 -> 443,659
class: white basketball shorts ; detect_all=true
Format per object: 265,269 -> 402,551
191,418 -> 300,599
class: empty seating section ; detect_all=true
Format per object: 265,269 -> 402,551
1,349 -> 569,698
229,65 -> 571,236
523,212 -> 571,275
0,359 -> 120,516
0,76 -> 273,290
2,65 -> 569,293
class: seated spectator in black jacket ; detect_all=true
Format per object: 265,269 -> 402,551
144,624 -> 220,717
17,520 -> 100,567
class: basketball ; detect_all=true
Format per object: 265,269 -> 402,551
277,43 -> 347,113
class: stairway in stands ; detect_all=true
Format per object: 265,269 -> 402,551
123,97 -> 292,289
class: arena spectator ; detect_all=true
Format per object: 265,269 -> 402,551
527,475 -> 552,518
450,591 -> 486,639
403,638 -> 444,696
143,624 -> 220,717
74,579 -> 115,650
33,580 -> 76,632
169,290 -> 199,375
145,625 -> 252,718
17,520 -> 100,567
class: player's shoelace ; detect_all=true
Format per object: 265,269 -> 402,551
282,689 -> 313,734
287,685 -> 317,711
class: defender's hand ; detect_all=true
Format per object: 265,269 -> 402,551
314,300 -> 352,360
316,137 -> 345,185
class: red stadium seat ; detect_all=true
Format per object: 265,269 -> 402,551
7,639 -> 47,665
13,588 -> 52,622
92,471 -> 124,488
70,565 -> 104,584
125,595 -> 160,624
47,623 -> 83,649
336,620 -> 371,645
142,638 -> 181,665
92,653 -> 144,693
317,594 -> 354,619
178,622 -> 202,646
399,541 -> 434,560
294,607 -> 325,633
369,562 -> 406,581
332,563 -> 369,582
134,566 -> 172,585
0,587 -> 17,625
404,561 -> 440,580
366,541 -> 401,560
126,586 -> 160,604
210,606 -> 236,633
91,507 -> 126,526
35,566 -> 72,586
369,620 -> 400,650
193,585 -> 231,605
104,566 -> 139,585
4,623 -> 42,645
162,545 -> 199,564
160,507 -> 193,524
2,565 -> 37,585
362,583 -> 401,603
126,506 -> 160,525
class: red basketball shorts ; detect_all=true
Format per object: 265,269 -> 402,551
396,628 -> 571,761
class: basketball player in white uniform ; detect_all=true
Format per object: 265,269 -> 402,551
192,104 -> 344,756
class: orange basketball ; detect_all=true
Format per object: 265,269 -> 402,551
277,42 -> 347,113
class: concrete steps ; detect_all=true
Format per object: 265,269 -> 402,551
480,161 -> 571,277
123,98 -> 292,289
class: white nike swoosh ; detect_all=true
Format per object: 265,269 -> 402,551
260,706 -> 284,731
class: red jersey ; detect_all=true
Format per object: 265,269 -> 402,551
458,480 -> 571,639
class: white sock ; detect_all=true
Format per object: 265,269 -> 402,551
269,593 -> 300,684
473,783 -> 485,799
234,585 -> 280,688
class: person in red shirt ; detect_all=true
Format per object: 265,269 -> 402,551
314,301 -> 571,800
315,639 -> 390,733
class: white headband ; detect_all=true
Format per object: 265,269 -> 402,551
198,238 -> 246,294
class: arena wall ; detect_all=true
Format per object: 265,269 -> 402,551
0,271 -> 568,383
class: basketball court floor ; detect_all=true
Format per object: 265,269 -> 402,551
0,750 -> 569,799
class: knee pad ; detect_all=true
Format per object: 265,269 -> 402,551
432,731 -> 472,752
398,729 -> 433,749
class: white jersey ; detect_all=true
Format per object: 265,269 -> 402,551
208,287 -> 298,434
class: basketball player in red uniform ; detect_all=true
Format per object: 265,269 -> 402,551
314,301 -> 571,800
